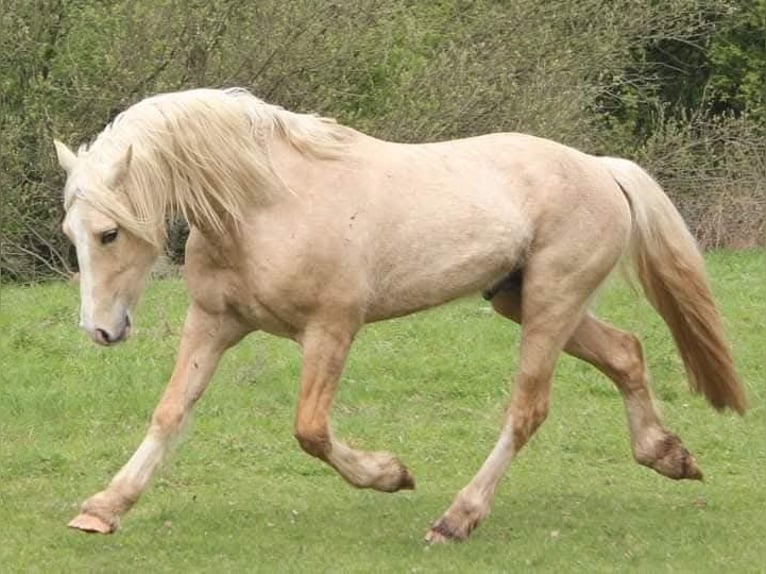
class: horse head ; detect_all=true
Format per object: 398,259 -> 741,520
55,140 -> 158,346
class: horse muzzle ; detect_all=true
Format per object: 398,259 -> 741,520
88,314 -> 132,347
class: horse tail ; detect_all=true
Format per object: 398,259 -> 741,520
600,156 -> 746,415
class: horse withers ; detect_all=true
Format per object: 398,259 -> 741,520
54,88 -> 746,542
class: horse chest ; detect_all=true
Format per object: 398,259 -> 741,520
234,294 -> 299,338
185,256 -> 301,339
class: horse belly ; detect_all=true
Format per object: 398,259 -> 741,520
365,213 -> 529,322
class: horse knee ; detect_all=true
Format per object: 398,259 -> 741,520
608,332 -> 646,388
294,427 -> 330,459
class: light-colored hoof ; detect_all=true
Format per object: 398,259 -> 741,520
68,513 -> 115,534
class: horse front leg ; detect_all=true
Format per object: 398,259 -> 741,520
294,324 -> 415,492
68,304 -> 246,533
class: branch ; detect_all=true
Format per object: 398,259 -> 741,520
0,234 -> 71,280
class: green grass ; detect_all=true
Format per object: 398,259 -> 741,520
1,250 -> 764,573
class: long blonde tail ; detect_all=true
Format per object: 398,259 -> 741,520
600,157 -> 746,414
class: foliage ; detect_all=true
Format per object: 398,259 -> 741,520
633,113 -> 765,249
705,0 -> 766,121
595,0 -> 765,133
1,0 -> 763,281
0,250 -> 763,570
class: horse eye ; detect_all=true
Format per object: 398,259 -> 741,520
101,229 -> 119,245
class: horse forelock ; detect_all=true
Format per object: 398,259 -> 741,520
64,170 -> 161,248
71,88 -> 353,246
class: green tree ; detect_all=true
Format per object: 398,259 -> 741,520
707,0 -> 765,121
1,0 -> 763,281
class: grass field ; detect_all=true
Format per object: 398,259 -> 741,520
1,250 -> 763,572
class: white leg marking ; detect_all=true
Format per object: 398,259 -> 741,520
112,435 -> 169,492
426,420 -> 516,542
467,421 -> 515,498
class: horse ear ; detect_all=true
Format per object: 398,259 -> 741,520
106,145 -> 133,188
54,140 -> 77,173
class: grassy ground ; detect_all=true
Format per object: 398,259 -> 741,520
1,250 -> 763,572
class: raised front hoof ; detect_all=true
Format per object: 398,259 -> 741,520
68,513 -> 116,534
639,433 -> 704,481
424,516 -> 476,544
396,466 -> 416,491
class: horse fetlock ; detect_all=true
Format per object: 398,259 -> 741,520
369,457 -> 415,492
634,432 -> 703,481
342,451 -> 415,492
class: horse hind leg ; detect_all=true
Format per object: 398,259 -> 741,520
562,314 -> 703,480
427,243 -> 618,543
491,283 -> 702,480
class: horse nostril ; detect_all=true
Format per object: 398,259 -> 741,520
96,328 -> 112,345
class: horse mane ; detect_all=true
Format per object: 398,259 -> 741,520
71,88 -> 354,247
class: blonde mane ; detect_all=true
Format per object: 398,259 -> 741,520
69,88 -> 354,247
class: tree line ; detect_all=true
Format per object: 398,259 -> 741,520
1,0 -> 763,282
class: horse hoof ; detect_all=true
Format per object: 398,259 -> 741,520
424,517 -> 470,544
68,513 -> 115,534
424,528 -> 451,544
681,457 -> 704,481
640,432 -> 704,481
398,467 -> 416,491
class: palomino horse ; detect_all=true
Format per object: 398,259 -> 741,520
54,88 -> 745,542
